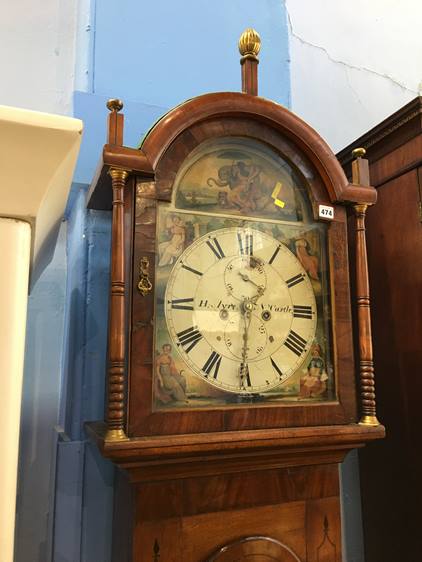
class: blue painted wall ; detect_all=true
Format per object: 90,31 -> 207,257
52,189 -> 115,562
15,2 -> 291,562
92,0 -> 290,108
74,0 -> 290,185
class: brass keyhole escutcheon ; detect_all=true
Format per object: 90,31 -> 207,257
137,256 -> 153,296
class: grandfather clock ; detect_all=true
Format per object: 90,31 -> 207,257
86,29 -> 384,561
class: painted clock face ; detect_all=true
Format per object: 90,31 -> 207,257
164,227 -> 317,394
151,136 -> 334,410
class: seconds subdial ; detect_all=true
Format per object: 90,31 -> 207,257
224,309 -> 268,361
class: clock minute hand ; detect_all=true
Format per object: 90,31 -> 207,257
238,272 -> 265,296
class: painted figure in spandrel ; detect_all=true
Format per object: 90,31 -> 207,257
295,238 -> 319,280
158,215 -> 186,266
155,344 -> 187,403
299,344 -> 328,399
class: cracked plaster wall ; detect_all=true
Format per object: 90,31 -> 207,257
286,0 -> 422,152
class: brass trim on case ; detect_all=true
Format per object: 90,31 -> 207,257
104,428 -> 129,442
359,415 -> 381,427
238,28 -> 261,58
138,256 -> 153,296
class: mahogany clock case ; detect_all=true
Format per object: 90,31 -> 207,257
123,93 -> 358,438
86,64 -> 385,562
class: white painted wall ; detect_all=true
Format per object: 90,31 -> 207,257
286,0 -> 422,152
0,0 -> 78,114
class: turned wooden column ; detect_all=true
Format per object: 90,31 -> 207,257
239,28 -> 260,96
352,148 -> 380,426
103,98 -> 131,440
106,166 -> 130,440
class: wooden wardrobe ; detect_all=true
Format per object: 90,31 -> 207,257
338,96 -> 422,562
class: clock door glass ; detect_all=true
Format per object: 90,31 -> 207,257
149,137 -> 334,410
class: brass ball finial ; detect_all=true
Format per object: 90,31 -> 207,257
352,147 -> 366,159
106,98 -> 124,112
238,28 -> 261,58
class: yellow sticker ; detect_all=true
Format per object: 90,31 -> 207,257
271,182 -> 285,208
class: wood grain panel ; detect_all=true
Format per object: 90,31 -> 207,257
112,461 -> 343,562
306,497 -> 341,562
180,464 -> 339,516
182,502 -> 306,562
133,518 -> 183,562
130,464 -> 339,522
359,168 -> 422,562
368,136 -> 422,186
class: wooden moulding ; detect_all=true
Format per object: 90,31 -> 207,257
340,184 -> 377,205
85,421 -> 385,482
337,95 -> 422,179
87,145 -> 153,211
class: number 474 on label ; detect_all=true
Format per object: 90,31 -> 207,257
318,204 -> 335,220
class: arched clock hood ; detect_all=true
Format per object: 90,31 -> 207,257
141,91 -> 354,204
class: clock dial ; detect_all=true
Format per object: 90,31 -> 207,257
165,227 -> 317,394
